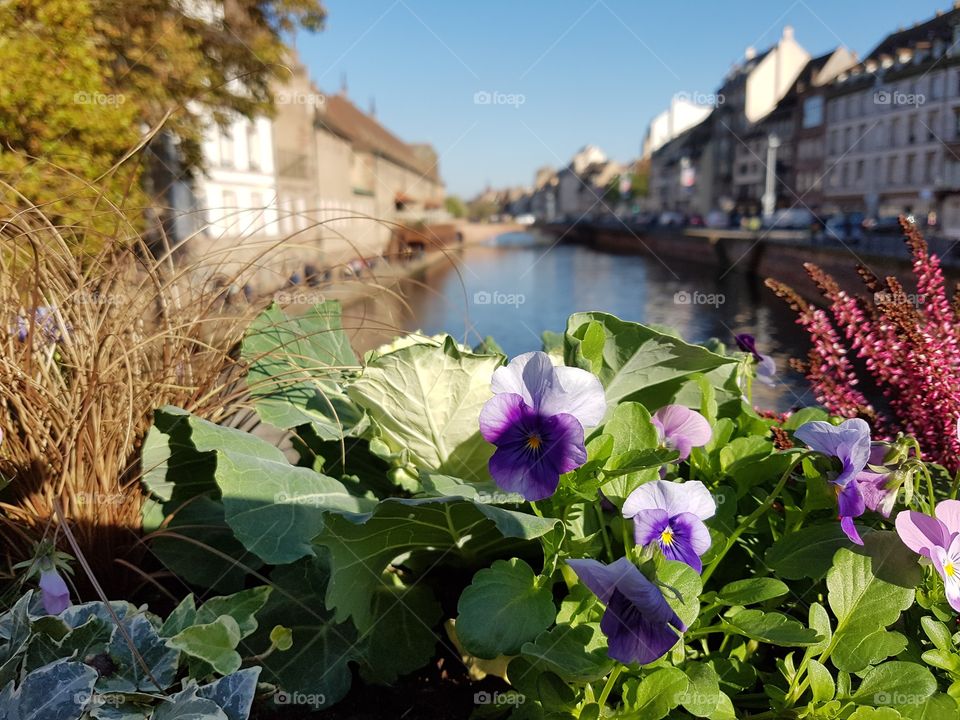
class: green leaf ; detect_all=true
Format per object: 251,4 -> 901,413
269,626 -> 293,652
456,559 -> 555,659
850,661 -> 936,707
519,624 -> 614,683
194,587 -> 271,639
808,602 -> 833,655
242,301 -> 363,439
240,557 -> 357,710
7,659 -> 98,720
660,560 -> 703,628
564,312 -> 739,416
159,595 -> 197,639
315,496 -> 557,630
807,659 -> 835,702
167,616 -> 243,676
726,609 -> 821,646
101,614 -> 180,693
24,616 -> 110,672
898,694 -> 960,719
361,585 -> 442,684
920,616 -> 953,652
620,667 -> 689,720
716,578 -> 789,606
596,402 -> 660,505
197,667 -> 261,720
765,523 -> 869,580
347,337 -> 503,480
681,663 -> 735,718
833,630 -> 907,673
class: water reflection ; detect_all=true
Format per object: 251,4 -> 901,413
349,231 -> 814,412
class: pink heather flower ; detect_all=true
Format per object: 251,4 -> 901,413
896,500 -> 960,611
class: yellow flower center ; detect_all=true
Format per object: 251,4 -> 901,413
526,434 -> 542,451
661,527 -> 674,546
946,562 -> 956,578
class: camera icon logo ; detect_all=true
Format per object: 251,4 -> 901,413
473,91 -> 492,105
473,290 -> 492,305
874,89 -> 892,105
674,290 -> 691,305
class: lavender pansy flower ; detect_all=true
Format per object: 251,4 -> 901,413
735,333 -> 776,386
39,567 -> 70,615
622,480 -> 717,572
855,444 -> 909,518
479,352 -> 606,501
651,405 -> 712,461
794,418 -> 871,545
896,500 -> 960,611
567,557 -> 685,665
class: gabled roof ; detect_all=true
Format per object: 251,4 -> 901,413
317,94 -> 440,182
864,8 -> 960,63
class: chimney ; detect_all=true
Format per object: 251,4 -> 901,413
782,25 -> 794,41
745,46 -> 757,60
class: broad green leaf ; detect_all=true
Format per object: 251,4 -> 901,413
167,616 -> 243,676
920,617 -> 952,652
847,708 -> 903,719
850,661 -> 936,707
597,402 -> 661,505
195,587 -> 271,639
240,557 -> 357,710
681,663 -> 735,718
159,595 -> 197,639
152,686 -> 229,720
726,609 -> 821,646
242,301 -> 363,438
826,532 -> 920,671
456,559 -> 555,659
24,616 -> 110,672
808,602 -> 833,655
101,614 -> 180,693
660,560 -> 703,628
315,496 -> 557,630
717,578 -> 789,606
519,624 -> 614,683
766,523 -> 872,580
197,668 -> 261,720
898,694 -> 960,719
564,312 -> 739,417
620,667 -> 689,720
808,658 -> 835,702
361,585 -> 442,684
833,629 -> 907,673
347,337 -> 502,480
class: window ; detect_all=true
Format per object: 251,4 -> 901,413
906,154 -> 915,183
802,96 -> 824,128
926,151 -> 938,183
855,160 -> 864,183
247,124 -> 261,171
219,126 -> 235,168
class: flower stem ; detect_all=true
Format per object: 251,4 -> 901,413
598,665 -> 623,708
701,451 -> 809,585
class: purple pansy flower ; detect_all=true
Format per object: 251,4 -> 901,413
794,418 -> 872,545
567,557 -> 685,665
735,333 -> 776,387
39,568 -> 70,615
896,500 -> 960,611
855,444 -> 908,518
651,405 -> 712,461
622,480 -> 716,572
479,352 -> 606,501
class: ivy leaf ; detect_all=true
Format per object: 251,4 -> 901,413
167,616 -> 243,676
726,609 -> 822,646
456,559 -> 555,659
716,578 -> 789,606
4,659 -> 97,720
197,668 -> 261,720
194,587 -> 271,639
100,614 -> 180,693
347,337 -> 503,480
315,496 -> 557,631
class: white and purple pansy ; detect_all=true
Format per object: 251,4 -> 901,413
479,352 -> 606,501
896,500 -> 960,611
651,405 -> 712,461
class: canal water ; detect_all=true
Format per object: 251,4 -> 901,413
351,230 -> 814,413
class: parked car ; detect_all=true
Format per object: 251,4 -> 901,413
515,213 -> 536,226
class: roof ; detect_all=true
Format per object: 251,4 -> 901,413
864,8 -> 960,63
317,94 -> 440,182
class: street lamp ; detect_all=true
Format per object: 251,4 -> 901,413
762,133 -> 780,219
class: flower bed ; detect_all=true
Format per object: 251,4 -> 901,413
9,300 -> 960,719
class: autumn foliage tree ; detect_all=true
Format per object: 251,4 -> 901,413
0,0 -> 325,250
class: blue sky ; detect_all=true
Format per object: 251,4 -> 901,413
293,1 -> 951,198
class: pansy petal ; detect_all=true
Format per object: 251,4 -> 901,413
632,508 -> 670,546
670,512 -> 712,557
622,480 -> 716,520
39,569 -> 70,615
543,365 -> 607,427
653,406 -> 712,459
895,510 -> 949,557
836,481 -> 865,520
601,592 -> 682,665
795,419 -> 869,457
935,500 -> 960,537
840,516 -> 864,545
489,352 -> 537,399
567,557 -> 635,605
479,392 -> 527,443
856,471 -> 896,517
